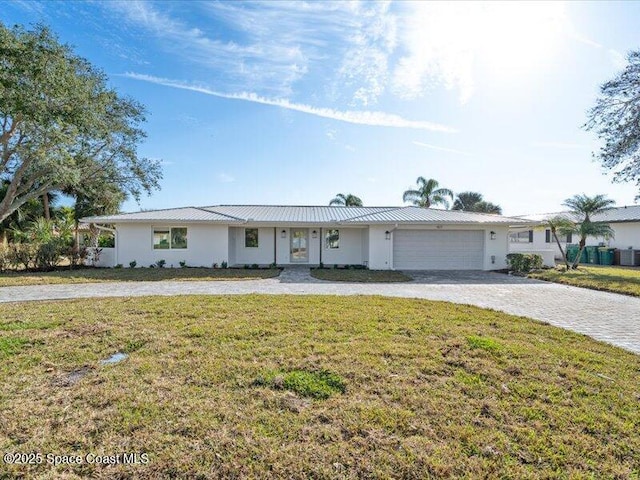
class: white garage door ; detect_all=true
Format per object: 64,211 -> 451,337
393,230 -> 485,270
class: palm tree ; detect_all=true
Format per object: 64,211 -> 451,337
452,191 -> 502,214
329,193 -> 363,207
541,215 -> 576,270
563,194 -> 616,269
403,177 -> 453,209
473,201 -> 502,214
563,194 -> 615,223
452,192 -> 482,211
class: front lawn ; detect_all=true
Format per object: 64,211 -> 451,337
529,265 -> 640,297
0,267 -> 280,287
310,268 -> 412,282
1,295 -> 639,478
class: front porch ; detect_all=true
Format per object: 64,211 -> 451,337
227,226 -> 369,267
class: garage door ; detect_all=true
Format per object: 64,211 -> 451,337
393,230 -> 484,270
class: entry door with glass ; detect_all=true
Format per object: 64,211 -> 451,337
290,229 -> 308,262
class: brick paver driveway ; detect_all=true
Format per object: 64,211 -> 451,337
1,269 -> 638,354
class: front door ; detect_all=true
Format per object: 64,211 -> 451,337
290,229 -> 308,263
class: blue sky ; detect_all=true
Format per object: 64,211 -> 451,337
3,0 -> 640,215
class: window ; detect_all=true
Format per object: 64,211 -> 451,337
153,227 -> 187,249
245,228 -> 259,248
566,233 -> 573,243
325,229 -> 339,249
545,229 -> 551,243
509,230 -> 533,243
153,230 -> 170,249
171,228 -> 188,249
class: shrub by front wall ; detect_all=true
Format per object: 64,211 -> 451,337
506,253 -> 543,273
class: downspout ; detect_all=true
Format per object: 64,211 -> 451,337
319,227 -> 322,265
273,227 -> 277,265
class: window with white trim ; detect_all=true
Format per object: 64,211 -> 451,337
245,228 -> 259,248
325,229 -> 339,249
153,227 -> 187,249
509,230 -> 533,243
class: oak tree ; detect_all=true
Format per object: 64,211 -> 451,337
0,23 -> 161,223
585,51 -> 640,199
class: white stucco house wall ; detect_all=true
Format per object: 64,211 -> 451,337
509,205 -> 640,266
82,205 -> 532,271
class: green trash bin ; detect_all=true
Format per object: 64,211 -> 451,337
567,244 -> 579,263
598,247 -> 615,265
586,246 -> 599,265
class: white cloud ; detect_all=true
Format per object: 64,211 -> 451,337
567,30 -> 603,49
108,0 -> 311,95
217,173 -> 235,183
335,1 -> 397,106
412,141 -> 471,156
531,141 -> 588,149
12,0 -> 45,14
563,19 -> 627,70
122,73 -> 457,132
391,2 -> 566,103
110,1 -> 570,107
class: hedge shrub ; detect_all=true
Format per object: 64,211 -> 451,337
506,253 -> 543,273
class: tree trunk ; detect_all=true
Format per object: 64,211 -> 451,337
89,223 -> 100,248
571,238 -> 586,270
552,230 -> 570,269
43,193 -> 50,220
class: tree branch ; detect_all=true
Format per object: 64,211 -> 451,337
0,113 -> 22,146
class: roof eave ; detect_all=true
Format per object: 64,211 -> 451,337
80,218 -> 243,224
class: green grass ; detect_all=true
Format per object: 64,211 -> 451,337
0,337 -> 29,358
256,369 -> 347,399
466,335 -> 502,353
310,268 -> 412,282
1,295 -> 639,478
529,265 -> 640,297
0,267 -> 280,287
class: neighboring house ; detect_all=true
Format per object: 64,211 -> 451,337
81,205 -> 531,270
509,205 -> 640,264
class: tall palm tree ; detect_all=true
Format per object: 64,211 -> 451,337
403,177 -> 453,209
452,191 -> 502,214
473,201 -> 502,214
329,193 -> 363,207
563,194 -> 616,269
541,215 -> 575,269
452,192 -> 482,211
563,194 -> 615,223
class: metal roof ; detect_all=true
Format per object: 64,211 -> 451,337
343,206 -> 528,224
515,205 -> 640,223
201,205 -> 396,223
82,205 -> 532,225
81,207 -> 244,224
